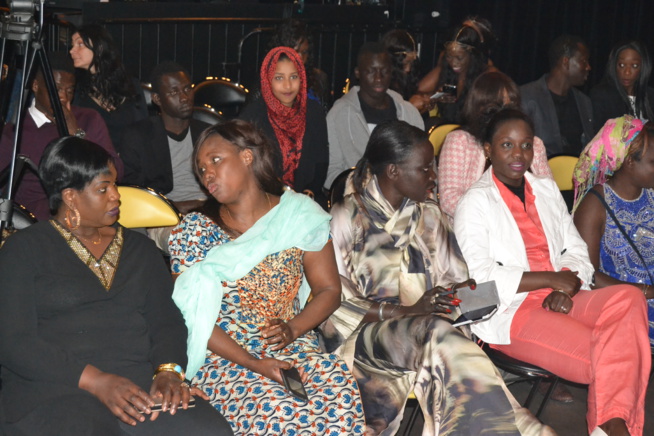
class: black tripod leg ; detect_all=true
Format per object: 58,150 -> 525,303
35,43 -> 67,137
4,39 -> 34,203
0,2 -> 53,241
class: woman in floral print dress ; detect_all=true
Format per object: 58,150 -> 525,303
170,120 -> 365,436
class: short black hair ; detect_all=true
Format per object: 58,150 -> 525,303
149,61 -> 191,94
352,120 -> 429,195
548,35 -> 586,69
39,136 -> 114,213
483,107 -> 535,145
357,42 -> 388,68
35,52 -> 75,81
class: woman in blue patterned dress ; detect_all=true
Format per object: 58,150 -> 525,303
573,116 -> 654,347
170,119 -> 365,435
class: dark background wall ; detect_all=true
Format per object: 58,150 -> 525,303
444,0 -> 654,90
40,0 -> 654,98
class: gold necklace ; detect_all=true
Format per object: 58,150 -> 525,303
223,192 -> 273,222
75,229 -> 103,245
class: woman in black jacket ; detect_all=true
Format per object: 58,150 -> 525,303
591,40 -> 654,131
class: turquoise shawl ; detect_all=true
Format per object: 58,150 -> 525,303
173,190 -> 331,377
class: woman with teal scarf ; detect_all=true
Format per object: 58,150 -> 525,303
170,120 -> 365,435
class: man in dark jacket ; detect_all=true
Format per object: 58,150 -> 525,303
521,35 -> 594,157
119,61 -> 209,214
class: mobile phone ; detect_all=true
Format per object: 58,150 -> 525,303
280,367 -> 309,403
452,305 -> 498,327
430,91 -> 445,101
149,396 -> 196,412
442,84 -> 457,96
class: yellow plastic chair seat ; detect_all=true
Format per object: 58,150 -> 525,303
428,124 -> 460,157
117,186 -> 181,228
548,155 -> 579,191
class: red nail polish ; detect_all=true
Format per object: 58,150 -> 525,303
446,309 -> 452,313
471,284 -> 476,290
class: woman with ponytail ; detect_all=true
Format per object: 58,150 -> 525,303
240,46 -> 329,207
325,119 -> 554,436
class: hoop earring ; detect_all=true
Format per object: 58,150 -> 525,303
65,207 -> 81,231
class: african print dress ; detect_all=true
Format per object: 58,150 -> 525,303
170,212 -> 365,436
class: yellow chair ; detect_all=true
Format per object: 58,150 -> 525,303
548,155 -> 579,191
428,124 -> 460,157
117,186 -> 181,228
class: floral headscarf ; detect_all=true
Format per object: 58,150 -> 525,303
572,115 -> 645,213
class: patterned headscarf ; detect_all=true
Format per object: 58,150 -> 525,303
260,46 -> 307,188
572,115 -> 645,213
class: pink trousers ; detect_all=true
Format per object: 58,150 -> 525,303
493,285 -> 650,435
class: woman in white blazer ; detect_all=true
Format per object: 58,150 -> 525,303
454,108 -> 650,436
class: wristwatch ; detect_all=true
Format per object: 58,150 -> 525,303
74,128 -> 86,138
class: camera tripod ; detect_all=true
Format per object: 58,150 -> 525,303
0,0 -> 67,242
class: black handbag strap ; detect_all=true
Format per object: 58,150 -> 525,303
588,188 -> 654,283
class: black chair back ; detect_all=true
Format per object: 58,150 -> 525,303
1,202 -> 37,248
192,106 -> 224,126
193,79 -> 248,119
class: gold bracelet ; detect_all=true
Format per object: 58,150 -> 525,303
553,289 -> 571,298
153,363 -> 185,381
